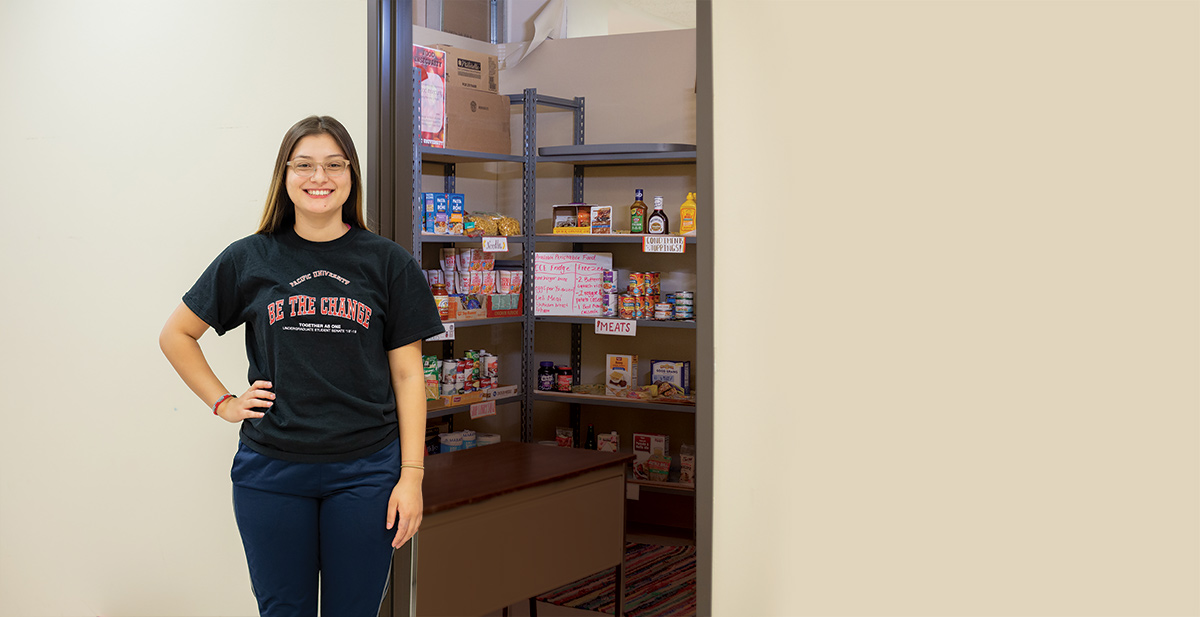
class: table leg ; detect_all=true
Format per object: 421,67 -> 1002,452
391,533 -> 419,617
614,558 -> 625,617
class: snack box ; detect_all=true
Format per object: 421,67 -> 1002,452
448,193 -> 465,235
597,431 -> 620,453
649,360 -> 691,395
633,432 -> 669,481
590,206 -> 611,234
605,354 -> 638,397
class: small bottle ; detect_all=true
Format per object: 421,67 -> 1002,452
647,196 -> 669,234
679,192 -> 697,234
585,424 -> 596,450
629,189 -> 647,234
431,283 -> 450,320
537,361 -> 556,391
555,366 -> 573,392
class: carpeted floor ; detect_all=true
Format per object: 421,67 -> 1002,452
535,543 -> 696,617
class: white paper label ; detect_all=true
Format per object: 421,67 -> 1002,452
426,322 -> 455,341
482,236 -> 508,252
642,236 -> 686,253
595,319 -> 638,336
469,400 -> 496,419
626,482 -> 640,500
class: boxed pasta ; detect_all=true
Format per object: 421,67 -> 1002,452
448,193 -> 465,235
605,354 -> 638,397
633,432 -> 669,481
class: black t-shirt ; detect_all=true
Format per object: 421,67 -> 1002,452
183,226 -> 444,463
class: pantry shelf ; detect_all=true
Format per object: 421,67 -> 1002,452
628,477 -> 696,495
441,316 -> 526,328
533,392 -> 696,413
419,145 -> 524,164
427,393 -> 524,420
418,234 -> 528,245
534,316 -> 697,329
534,233 -> 696,245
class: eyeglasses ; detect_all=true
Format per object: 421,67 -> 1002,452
287,158 -> 351,177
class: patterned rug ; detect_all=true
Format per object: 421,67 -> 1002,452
535,543 -> 696,617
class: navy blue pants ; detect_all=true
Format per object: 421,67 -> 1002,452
231,440 -> 399,617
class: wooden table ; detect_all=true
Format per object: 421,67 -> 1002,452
380,441 -> 634,617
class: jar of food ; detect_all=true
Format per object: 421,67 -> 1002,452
431,283 -> 450,320
537,361 -> 556,391
555,366 -> 573,392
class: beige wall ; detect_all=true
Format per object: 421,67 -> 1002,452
0,1 -> 367,615
710,1 -> 1199,615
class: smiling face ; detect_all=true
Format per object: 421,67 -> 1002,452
285,133 -> 352,223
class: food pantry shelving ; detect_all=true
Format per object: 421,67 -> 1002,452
411,76 -> 697,534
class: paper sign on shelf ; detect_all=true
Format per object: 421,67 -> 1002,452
595,319 -> 637,337
427,323 -> 455,341
534,252 -> 613,316
469,400 -> 496,419
642,236 -> 686,254
482,236 -> 508,252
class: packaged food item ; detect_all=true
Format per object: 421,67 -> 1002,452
439,432 -> 463,452
633,433 -> 669,480
509,271 -> 523,295
555,427 -> 574,448
456,271 -> 471,296
498,270 -> 513,294
604,293 -> 619,317
597,431 -> 620,453
537,361 -> 556,391
646,448 -> 671,482
423,356 -> 440,400
556,365 -> 573,392
590,205 -> 611,234
649,360 -> 691,395
481,353 -> 498,380
602,270 -> 616,294
433,193 -> 449,234
440,359 -> 458,396
619,295 -> 635,320
605,354 -> 638,397
413,45 -> 446,148
448,193 -> 465,235
469,271 -> 483,294
438,247 -> 455,271
481,270 -> 497,294
421,192 -> 439,233
461,429 -> 477,449
679,444 -> 695,485
431,284 -> 450,320
440,271 -> 455,294
480,251 -> 495,271
628,272 -> 645,295
679,192 -> 697,234
577,207 -> 590,228
629,189 -> 647,234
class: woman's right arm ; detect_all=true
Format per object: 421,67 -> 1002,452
159,302 -> 274,422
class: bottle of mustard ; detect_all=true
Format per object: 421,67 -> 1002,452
679,192 -> 697,234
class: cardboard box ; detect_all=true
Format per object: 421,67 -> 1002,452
421,192 -> 438,233
486,293 -> 523,318
433,45 -> 499,93
433,193 -> 449,234
650,360 -> 691,395
413,45 -> 445,148
606,354 -> 638,397
448,193 -> 465,235
447,294 -> 487,321
445,87 -> 511,155
633,433 -> 670,481
590,206 -> 612,234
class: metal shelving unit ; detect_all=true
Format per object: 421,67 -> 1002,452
533,233 -> 696,245
535,315 -> 697,329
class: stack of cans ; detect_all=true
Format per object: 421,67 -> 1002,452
673,291 -> 694,320
610,271 -> 661,320
438,349 -> 500,396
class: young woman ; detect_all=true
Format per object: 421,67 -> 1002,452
160,115 -> 443,616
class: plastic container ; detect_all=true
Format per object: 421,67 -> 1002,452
538,361 -> 556,391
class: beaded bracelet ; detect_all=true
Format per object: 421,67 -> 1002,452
212,394 -> 236,416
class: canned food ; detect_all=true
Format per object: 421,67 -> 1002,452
619,295 -> 635,320
647,272 -> 660,298
675,291 -> 694,300
628,272 -> 645,296
440,359 -> 457,385
604,293 -> 619,317
481,354 -> 498,379
458,359 -> 473,391
464,350 -> 480,379
440,381 -> 457,396
602,270 -> 616,294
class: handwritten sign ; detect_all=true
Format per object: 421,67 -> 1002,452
426,322 -> 455,341
595,319 -> 637,336
482,236 -> 508,252
534,252 -> 613,316
469,400 -> 496,419
642,236 -> 686,254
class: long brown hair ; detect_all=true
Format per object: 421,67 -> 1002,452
256,115 -> 368,234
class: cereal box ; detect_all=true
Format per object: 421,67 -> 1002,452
605,354 -> 638,397
633,433 -> 669,481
